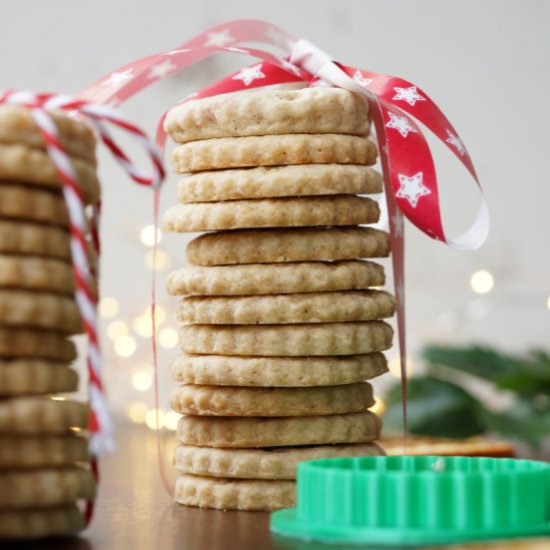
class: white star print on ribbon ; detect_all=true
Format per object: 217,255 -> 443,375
396,172 -> 431,208
393,85 -> 425,106
232,64 -> 266,86
204,29 -> 234,47
147,60 -> 176,80
352,70 -> 373,88
386,112 -> 417,138
445,130 -> 466,155
102,69 -> 134,89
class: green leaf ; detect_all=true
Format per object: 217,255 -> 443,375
422,345 -> 520,383
478,398 -> 550,449
384,376 -> 485,438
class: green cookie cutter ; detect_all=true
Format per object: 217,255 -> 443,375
271,455 -> 550,547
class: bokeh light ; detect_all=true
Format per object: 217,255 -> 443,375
159,327 -> 179,349
145,408 -> 165,430
164,410 -> 180,431
99,296 -> 119,318
132,371 -> 153,391
140,225 -> 162,247
128,402 -> 148,424
470,270 -> 494,294
388,355 -> 414,379
114,335 -> 137,357
107,320 -> 128,340
145,249 -> 172,271
370,396 -> 386,416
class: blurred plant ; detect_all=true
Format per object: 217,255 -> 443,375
383,345 -> 550,450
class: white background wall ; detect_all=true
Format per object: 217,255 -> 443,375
2,0 -> 549,415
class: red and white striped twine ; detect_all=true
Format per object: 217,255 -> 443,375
0,90 -> 165,455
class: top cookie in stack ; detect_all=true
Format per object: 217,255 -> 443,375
163,87 -> 395,512
0,106 -> 98,539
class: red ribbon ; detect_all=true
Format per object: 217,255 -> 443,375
80,18 -> 488,460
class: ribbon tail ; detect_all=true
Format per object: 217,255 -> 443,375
369,98 -> 408,444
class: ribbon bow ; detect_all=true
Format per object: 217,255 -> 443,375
79,18 -> 489,437
0,90 -> 165,455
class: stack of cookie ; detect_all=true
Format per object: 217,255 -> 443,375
163,87 -> 395,511
0,106 -> 97,539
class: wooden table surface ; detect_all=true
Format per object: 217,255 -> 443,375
17,424 -> 549,550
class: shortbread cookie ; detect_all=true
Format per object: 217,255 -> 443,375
177,411 -> 381,448
0,466 -> 95,508
0,360 -> 78,395
0,184 -> 69,226
167,260 -> 385,296
0,397 -> 88,434
0,290 -> 82,334
0,256 -> 74,294
0,505 -> 84,539
171,353 -> 388,387
175,474 -> 294,511
186,227 -> 390,265
176,164 -> 383,203
178,290 -> 396,325
0,328 -> 76,361
0,221 -> 70,259
174,442 -> 384,480
180,321 -> 393,356
187,227 -> 391,266
0,435 -> 88,468
170,382 -> 373,417
163,195 -> 380,232
0,143 -> 100,204
0,105 -> 96,163
165,87 -> 370,143
172,134 -> 377,172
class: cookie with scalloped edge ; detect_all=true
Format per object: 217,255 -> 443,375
171,134 -> 377,172
176,164 -> 382,203
167,260 -> 385,296
177,411 -> 381,448
0,434 -> 89,468
0,505 -> 84,539
0,143 -> 99,204
171,353 -> 388,387
0,220 -> 70,259
174,442 -> 384,480
0,397 -> 88,434
0,466 -> 95,508
175,474 -> 294,511
0,328 -> 76,361
0,105 -> 96,163
178,290 -> 396,325
186,227 -> 390,266
170,382 -> 373,417
180,321 -> 393,357
0,290 -> 82,334
163,195 -> 380,232
0,256 -> 75,294
165,87 -> 370,143
0,359 -> 78,395
0,184 -> 69,226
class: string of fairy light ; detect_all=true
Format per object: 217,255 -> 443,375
96,223 -> 550,431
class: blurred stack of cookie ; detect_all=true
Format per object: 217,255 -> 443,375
163,87 -> 395,511
0,106 -> 98,539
